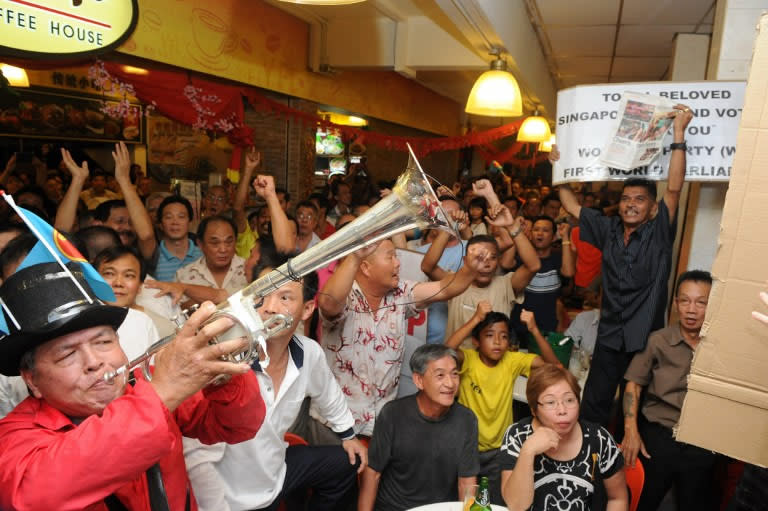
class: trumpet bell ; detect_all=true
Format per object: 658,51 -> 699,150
240,144 -> 457,300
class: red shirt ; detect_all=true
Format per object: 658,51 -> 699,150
0,373 -> 264,511
572,226 -> 602,288
318,221 -> 336,240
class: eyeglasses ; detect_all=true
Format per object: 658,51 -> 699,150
537,395 -> 579,411
297,214 -> 315,221
207,195 -> 227,203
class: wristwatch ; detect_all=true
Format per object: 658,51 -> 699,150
669,142 -> 687,151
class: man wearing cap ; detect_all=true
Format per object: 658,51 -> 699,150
0,261 -> 266,511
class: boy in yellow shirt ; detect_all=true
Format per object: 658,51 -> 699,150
445,301 -> 560,505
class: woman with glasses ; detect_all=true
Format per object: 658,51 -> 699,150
499,364 -> 628,510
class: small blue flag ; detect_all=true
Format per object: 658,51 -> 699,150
12,207 -> 116,303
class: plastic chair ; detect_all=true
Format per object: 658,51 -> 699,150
284,432 -> 309,446
624,456 -> 645,511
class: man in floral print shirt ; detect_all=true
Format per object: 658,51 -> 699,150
318,238 -> 489,436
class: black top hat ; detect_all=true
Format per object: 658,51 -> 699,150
0,262 -> 127,376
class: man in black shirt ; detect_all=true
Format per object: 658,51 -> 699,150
557,105 -> 694,425
358,344 -> 479,511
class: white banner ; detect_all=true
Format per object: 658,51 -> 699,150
396,248 -> 429,398
552,81 -> 746,184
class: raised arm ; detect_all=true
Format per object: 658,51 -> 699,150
445,301 -> 491,365
113,142 -> 157,259
0,153 -> 15,186
548,147 -> 582,219
412,242 -> 487,307
318,243 -> 378,319
421,209 -> 469,279
233,147 -> 259,234
55,149 -> 89,232
420,230 -> 451,281
664,105 -> 694,217
473,178 -> 501,209
487,206 -> 540,294
253,174 -> 296,253
520,309 -> 562,367
558,185 -> 582,219
496,225 -> 519,271
558,223 -> 575,278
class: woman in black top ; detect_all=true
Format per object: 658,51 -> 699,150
500,364 -> 628,511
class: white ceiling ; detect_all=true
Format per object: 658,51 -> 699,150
531,0 -> 716,88
268,0 -> 717,115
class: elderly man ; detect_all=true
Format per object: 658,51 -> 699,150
358,344 -> 479,511
185,256 -> 366,511
319,236 -> 487,437
148,215 -> 247,307
0,261 -> 265,510
622,270 -> 717,511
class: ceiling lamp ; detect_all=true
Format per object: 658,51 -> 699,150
518,109 -> 551,143
0,64 -> 29,87
122,65 -> 149,75
465,49 -> 522,117
319,111 -> 368,127
278,0 -> 366,5
539,134 -> 556,152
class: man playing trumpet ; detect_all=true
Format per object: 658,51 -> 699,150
0,261 -> 266,511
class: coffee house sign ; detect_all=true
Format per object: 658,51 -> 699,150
0,0 -> 138,58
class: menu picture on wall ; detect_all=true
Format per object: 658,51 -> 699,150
0,89 -> 143,143
147,112 -> 232,183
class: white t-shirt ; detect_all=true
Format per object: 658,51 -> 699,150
117,308 -> 160,361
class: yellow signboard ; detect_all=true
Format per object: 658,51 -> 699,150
0,0 -> 138,58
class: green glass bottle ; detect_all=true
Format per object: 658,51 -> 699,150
469,476 -> 492,510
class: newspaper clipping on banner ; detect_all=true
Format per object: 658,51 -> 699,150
552,81 -> 745,184
602,93 -> 676,170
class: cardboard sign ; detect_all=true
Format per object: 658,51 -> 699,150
0,0 -> 138,59
675,14 -> 768,467
553,81 -> 746,184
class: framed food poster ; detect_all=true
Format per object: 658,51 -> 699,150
0,89 -> 143,143
147,112 -> 232,184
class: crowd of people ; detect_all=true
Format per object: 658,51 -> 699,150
0,104 -> 761,511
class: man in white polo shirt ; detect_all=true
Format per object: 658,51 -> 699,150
184,256 -> 367,511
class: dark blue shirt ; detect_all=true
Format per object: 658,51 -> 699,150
579,200 -> 677,352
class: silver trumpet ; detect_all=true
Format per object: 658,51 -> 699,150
103,144 -> 456,383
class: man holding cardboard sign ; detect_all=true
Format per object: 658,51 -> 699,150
556,105 -> 694,426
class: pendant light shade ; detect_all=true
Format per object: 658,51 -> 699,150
278,0 -> 366,4
465,57 -> 523,117
518,110 -> 551,143
539,134 -> 556,152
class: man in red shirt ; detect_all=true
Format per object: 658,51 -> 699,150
0,261 -> 266,511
